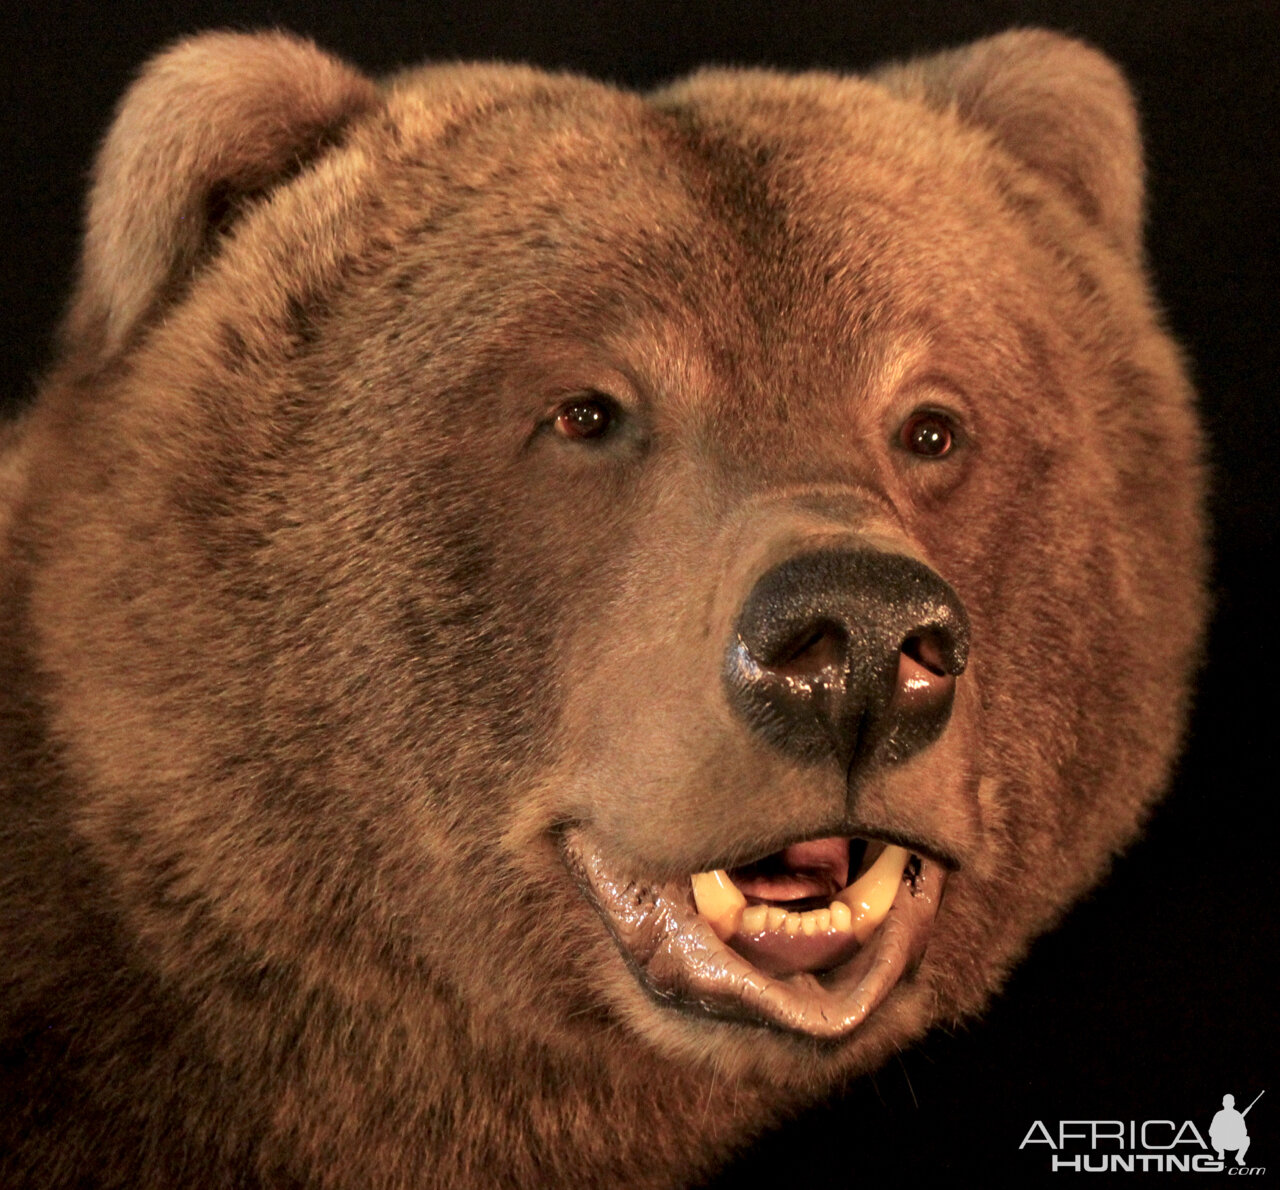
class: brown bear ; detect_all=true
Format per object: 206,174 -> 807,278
0,26 -> 1205,1189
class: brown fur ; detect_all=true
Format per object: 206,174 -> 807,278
0,28 -> 1205,1188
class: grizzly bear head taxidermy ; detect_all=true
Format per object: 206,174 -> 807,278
0,28 -> 1205,1189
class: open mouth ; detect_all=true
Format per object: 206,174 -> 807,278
564,831 -> 946,1041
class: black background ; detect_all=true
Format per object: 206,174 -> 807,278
2,2 -> 1275,1185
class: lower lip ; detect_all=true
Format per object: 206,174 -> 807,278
726,918 -> 864,978
565,832 -> 948,1042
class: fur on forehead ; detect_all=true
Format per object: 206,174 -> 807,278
64,28 -> 1141,379
659,29 -> 1141,256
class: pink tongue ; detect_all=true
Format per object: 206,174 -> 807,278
731,836 -> 850,902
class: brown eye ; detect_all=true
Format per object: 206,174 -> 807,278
900,411 -> 955,458
553,395 -> 615,441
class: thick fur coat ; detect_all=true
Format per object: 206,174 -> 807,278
0,29 -> 1205,1189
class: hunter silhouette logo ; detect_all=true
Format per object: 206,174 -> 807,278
1210,1091 -> 1264,1167
1019,1089 -> 1266,1174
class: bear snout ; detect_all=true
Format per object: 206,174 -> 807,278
723,549 -> 970,775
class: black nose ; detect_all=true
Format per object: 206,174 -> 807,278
724,549 -> 969,772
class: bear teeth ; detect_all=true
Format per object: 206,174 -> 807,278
690,845 -> 911,945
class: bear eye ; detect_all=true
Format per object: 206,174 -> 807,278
899,411 -> 956,459
552,394 -> 616,442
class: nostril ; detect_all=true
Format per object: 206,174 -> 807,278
768,620 -> 848,676
893,643 -> 956,715
901,632 -> 948,677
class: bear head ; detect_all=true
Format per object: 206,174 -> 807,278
0,28 -> 1205,1188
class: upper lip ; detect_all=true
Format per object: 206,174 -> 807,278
696,823 -> 961,878
562,828 -> 947,1041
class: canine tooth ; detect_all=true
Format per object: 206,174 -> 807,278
784,912 -> 803,935
690,870 -> 746,941
801,912 -> 819,936
833,844 -> 911,942
829,899 -> 853,932
740,904 -> 769,934
766,906 -> 788,932
854,840 -> 886,880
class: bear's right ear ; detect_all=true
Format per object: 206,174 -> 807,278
63,31 -> 380,368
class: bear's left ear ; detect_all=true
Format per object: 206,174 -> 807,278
63,31 -> 381,369
875,29 -> 1144,258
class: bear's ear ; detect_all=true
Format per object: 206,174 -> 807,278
874,29 -> 1144,258
63,31 -> 381,367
